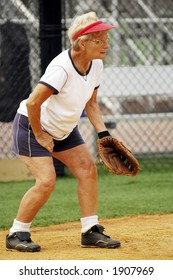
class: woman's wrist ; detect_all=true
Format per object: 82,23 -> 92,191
98,130 -> 110,139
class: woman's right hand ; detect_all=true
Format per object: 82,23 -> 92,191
36,131 -> 54,153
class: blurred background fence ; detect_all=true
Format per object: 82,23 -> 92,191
0,0 -> 173,173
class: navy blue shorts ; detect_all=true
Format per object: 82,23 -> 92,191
12,113 -> 85,157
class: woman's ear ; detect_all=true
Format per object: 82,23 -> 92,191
78,39 -> 87,51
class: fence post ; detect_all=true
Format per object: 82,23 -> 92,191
39,0 -> 65,176
39,0 -> 62,72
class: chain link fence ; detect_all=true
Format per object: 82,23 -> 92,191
0,0 -> 40,158
0,0 -> 173,171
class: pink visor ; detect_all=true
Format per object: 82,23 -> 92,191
72,21 -> 116,41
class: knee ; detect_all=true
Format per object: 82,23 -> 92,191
78,159 -> 98,180
36,176 -> 56,195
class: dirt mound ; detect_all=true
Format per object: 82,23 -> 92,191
0,214 -> 172,260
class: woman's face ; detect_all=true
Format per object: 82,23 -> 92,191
83,31 -> 110,60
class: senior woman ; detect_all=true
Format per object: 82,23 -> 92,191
6,11 -> 121,252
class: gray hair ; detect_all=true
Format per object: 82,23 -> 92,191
68,11 -> 98,46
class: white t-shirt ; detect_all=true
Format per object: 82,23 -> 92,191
18,49 -> 103,140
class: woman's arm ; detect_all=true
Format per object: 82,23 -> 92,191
85,89 -> 108,133
26,83 -> 55,152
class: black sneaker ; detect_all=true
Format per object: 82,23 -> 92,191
81,224 -> 121,248
6,232 -> 41,252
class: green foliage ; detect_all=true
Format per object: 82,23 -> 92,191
0,159 -> 173,230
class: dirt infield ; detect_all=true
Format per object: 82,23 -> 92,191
0,214 -> 173,260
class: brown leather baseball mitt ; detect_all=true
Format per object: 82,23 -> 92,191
97,136 -> 140,176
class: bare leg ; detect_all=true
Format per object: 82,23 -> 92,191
15,156 -> 56,223
53,144 -> 98,217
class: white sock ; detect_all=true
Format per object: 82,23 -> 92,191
80,215 -> 99,233
9,219 -> 32,234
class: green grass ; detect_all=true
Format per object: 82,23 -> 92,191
0,160 -> 173,230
